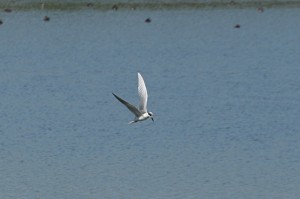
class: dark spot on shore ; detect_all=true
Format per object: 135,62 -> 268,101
145,18 -> 151,23
257,7 -> 264,13
229,0 -> 236,5
4,8 -> 12,13
43,16 -> 50,21
234,24 -> 240,28
112,5 -> 118,10
86,3 -> 94,7
0,19 -> 3,25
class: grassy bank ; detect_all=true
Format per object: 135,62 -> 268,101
0,1 -> 300,11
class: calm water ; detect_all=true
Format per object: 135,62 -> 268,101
0,8 -> 300,199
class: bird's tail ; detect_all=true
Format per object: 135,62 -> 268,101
128,121 -> 137,124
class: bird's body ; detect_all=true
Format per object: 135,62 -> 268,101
128,112 -> 152,124
113,72 -> 154,124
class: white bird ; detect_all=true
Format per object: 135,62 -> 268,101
113,72 -> 154,124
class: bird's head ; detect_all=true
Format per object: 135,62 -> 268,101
148,112 -> 154,122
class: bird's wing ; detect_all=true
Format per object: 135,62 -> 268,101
112,93 -> 142,117
137,73 -> 148,113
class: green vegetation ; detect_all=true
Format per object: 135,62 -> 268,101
0,1 -> 299,11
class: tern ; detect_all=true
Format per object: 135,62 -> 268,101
113,72 -> 154,124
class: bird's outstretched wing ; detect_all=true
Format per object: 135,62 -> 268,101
137,72 -> 148,113
112,93 -> 141,117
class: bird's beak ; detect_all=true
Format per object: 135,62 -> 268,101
151,117 -> 154,122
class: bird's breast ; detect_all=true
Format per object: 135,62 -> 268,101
138,112 -> 150,121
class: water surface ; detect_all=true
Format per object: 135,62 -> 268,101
0,8 -> 300,199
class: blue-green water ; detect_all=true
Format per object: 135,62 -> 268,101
0,8 -> 300,198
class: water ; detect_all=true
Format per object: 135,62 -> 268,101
0,8 -> 300,199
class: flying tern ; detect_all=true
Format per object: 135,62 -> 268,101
112,72 -> 154,124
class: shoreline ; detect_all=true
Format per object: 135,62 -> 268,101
0,1 -> 300,11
